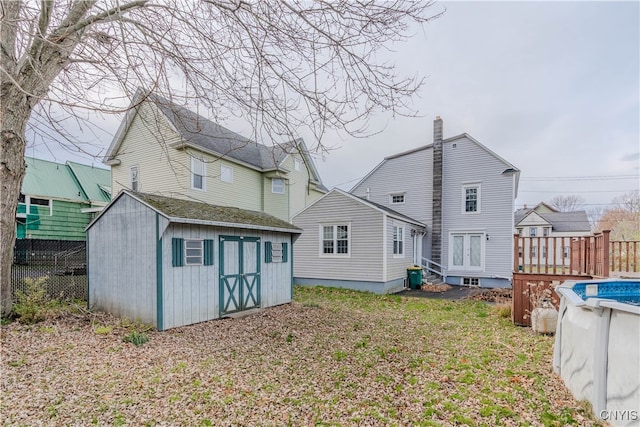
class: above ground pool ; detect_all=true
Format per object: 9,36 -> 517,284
554,279 -> 640,426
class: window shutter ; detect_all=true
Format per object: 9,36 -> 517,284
282,242 -> 288,263
204,239 -> 214,266
265,241 -> 272,263
172,238 -> 184,267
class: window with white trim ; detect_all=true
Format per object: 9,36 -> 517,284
463,184 -> 480,213
393,226 -> 404,256
221,164 -> 233,183
321,224 -> 349,256
390,193 -> 405,204
191,157 -> 205,190
463,277 -> 479,286
543,227 -> 549,237
29,197 -> 52,216
185,240 -> 203,265
529,227 -> 537,237
272,178 -> 285,194
130,166 -> 139,192
272,243 -> 284,262
294,158 -> 302,172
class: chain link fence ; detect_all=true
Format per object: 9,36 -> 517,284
11,239 -> 87,302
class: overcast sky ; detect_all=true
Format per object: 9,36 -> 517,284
27,1 -> 639,212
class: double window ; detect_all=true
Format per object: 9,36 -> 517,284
462,183 -> 480,213
321,224 -> 349,256
393,226 -> 404,256
191,157 -> 206,191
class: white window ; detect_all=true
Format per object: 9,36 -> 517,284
393,226 -> 404,256
463,184 -> 480,213
531,246 -> 538,258
294,158 -> 302,172
272,178 -> 285,194
191,157 -> 205,190
130,166 -> 139,192
543,227 -> 549,237
516,228 -> 523,235
184,240 -> 203,265
29,197 -> 52,216
221,164 -> 233,183
449,232 -> 484,271
321,224 -> 349,256
529,227 -> 537,237
390,193 -> 405,204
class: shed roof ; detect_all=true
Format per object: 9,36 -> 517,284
93,191 -> 302,234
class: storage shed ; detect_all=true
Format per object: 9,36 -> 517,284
87,191 -> 300,330
293,189 -> 427,294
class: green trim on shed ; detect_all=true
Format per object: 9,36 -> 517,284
86,232 -> 90,310
156,213 -> 164,331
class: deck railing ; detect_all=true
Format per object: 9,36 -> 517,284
610,240 -> 639,273
513,231 -> 611,278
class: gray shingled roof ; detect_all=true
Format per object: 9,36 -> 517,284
133,192 -> 301,233
357,196 -> 426,228
151,95 -> 280,170
514,209 -> 591,232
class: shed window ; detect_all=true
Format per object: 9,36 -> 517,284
272,178 -> 285,194
130,166 -> 139,192
172,238 -> 214,267
393,226 -> 404,256
185,240 -> 204,265
265,241 -> 288,263
191,157 -> 206,190
321,224 -> 349,256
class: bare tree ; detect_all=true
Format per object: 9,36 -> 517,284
612,190 -> 640,213
548,194 -> 585,212
0,1 -> 442,315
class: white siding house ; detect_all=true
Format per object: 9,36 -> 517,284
88,191 -> 300,330
103,91 -> 327,222
293,189 -> 426,294
351,117 -> 520,288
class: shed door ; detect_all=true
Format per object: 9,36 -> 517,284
219,236 -> 261,316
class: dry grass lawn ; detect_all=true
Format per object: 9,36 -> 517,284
1,286 -> 605,426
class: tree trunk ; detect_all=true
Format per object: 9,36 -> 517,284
0,93 -> 29,316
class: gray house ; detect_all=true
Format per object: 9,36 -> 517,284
350,117 -> 520,288
293,189 -> 426,294
87,190 -> 300,330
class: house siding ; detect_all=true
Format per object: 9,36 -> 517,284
281,154 -> 325,219
87,194 -> 160,325
293,191 -> 384,284
351,148 -> 433,257
22,200 -> 91,240
441,136 -> 515,285
385,218 -> 418,282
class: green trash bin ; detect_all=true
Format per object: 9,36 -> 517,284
407,267 -> 423,290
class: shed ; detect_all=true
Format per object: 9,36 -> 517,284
292,189 -> 427,294
87,191 -> 300,330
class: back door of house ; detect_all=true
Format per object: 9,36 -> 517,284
219,236 -> 261,316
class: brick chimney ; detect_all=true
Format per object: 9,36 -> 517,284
431,116 -> 443,266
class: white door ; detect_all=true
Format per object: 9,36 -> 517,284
450,233 -> 484,271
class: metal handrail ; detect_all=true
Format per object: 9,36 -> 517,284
421,257 -> 447,282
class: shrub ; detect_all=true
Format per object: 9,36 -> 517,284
493,302 -> 512,319
123,331 -> 149,346
14,277 -> 56,324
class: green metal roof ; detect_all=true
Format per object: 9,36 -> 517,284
133,192 -> 302,233
23,157 -> 85,201
66,161 -> 111,203
22,157 -> 111,204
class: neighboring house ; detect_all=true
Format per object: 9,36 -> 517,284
349,117 -> 520,288
514,202 -> 591,265
87,190 -> 301,330
292,188 -> 426,294
103,92 -> 327,222
16,157 -> 111,241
